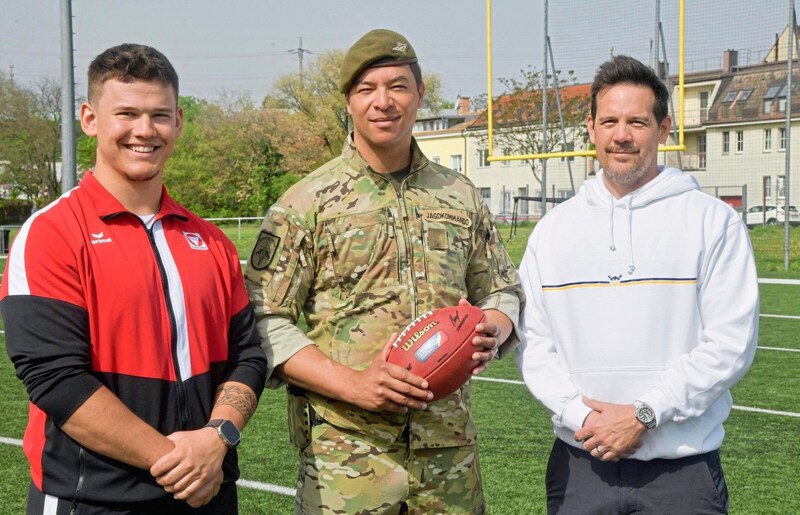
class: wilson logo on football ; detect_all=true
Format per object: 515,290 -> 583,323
396,312 -> 435,350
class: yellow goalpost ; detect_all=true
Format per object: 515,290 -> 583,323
484,0 -> 686,163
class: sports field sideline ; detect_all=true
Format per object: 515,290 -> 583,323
0,223 -> 798,513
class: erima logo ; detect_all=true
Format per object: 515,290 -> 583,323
183,232 -> 208,250
608,274 -> 622,286
392,41 -> 408,54
90,231 -> 112,245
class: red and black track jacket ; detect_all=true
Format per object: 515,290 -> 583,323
0,172 -> 267,504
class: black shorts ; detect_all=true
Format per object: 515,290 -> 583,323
26,481 -> 238,515
546,438 -> 728,514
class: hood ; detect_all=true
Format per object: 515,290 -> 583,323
580,166 -> 699,209
577,167 -> 699,275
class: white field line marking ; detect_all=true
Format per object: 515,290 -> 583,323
0,435 -> 296,496
759,346 -> 800,352
760,313 -> 800,320
759,278 -> 800,285
728,405 -> 800,418
236,479 -> 294,496
471,376 -> 800,417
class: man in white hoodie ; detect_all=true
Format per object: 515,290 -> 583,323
516,55 -> 758,514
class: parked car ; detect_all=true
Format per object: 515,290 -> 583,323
743,204 -> 800,228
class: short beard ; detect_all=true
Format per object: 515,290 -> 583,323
603,163 -> 649,187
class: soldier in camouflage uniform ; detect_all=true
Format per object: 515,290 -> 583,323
245,29 -> 524,514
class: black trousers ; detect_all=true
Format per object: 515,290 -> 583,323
546,439 -> 728,515
26,481 -> 238,515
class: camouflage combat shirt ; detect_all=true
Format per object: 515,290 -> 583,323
245,135 -> 523,449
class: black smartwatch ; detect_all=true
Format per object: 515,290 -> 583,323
205,419 -> 241,448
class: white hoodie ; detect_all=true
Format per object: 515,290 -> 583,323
516,167 -> 759,460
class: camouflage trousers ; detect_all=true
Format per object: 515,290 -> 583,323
294,421 -> 486,514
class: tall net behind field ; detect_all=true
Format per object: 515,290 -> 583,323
484,0 -> 798,270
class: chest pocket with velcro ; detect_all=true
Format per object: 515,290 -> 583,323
321,210 -> 399,299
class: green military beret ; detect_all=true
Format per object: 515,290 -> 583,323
339,29 -> 418,93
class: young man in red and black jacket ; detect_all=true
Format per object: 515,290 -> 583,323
0,44 -> 266,514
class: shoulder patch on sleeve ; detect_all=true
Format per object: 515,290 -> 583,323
250,231 -> 281,271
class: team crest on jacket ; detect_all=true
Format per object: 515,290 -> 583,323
183,232 -> 208,250
607,274 -> 622,286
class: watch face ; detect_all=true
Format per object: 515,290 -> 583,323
635,402 -> 656,428
219,420 -> 241,447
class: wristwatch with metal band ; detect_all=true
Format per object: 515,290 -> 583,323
633,400 -> 657,430
205,419 -> 241,448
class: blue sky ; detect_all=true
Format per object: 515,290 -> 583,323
0,0 -> 794,103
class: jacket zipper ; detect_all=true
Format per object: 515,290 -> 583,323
393,186 -> 418,319
68,447 -> 86,514
146,223 -> 190,430
386,209 -> 401,282
323,223 -> 344,291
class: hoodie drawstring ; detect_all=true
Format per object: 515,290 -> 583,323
608,196 -> 616,251
625,196 -> 636,275
607,195 -> 637,275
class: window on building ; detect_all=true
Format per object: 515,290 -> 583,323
779,128 -> 787,150
502,190 -> 511,214
450,154 -> 463,172
431,156 -> 440,164
560,142 -> 575,162
764,129 -> 772,152
517,187 -> 529,215
700,91 -> 709,120
736,131 -> 744,153
778,97 -> 787,113
501,148 -> 511,167
777,175 -> 786,198
735,102 -> 744,117
557,189 -> 573,200
698,134 -> 707,168
764,85 -> 781,98
722,131 -> 730,154
479,187 -> 491,207
722,90 -> 738,103
764,85 -> 780,114
478,149 -> 490,167
700,91 -> 709,108
764,176 -> 772,199
532,191 -> 543,213
721,104 -> 729,118
737,89 -> 752,101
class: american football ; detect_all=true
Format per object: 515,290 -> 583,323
387,305 -> 486,400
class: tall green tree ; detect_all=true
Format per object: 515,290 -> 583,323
0,72 -> 62,206
165,97 -> 320,217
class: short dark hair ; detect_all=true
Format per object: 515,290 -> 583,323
409,62 -> 423,92
590,55 -> 669,123
87,44 -> 179,103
